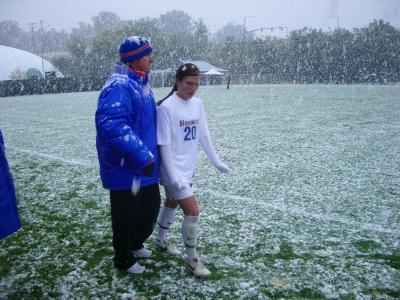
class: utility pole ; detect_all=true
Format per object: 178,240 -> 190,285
40,20 -> 45,78
29,22 -> 36,54
243,16 -> 254,42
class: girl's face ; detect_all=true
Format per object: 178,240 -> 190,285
176,75 -> 201,100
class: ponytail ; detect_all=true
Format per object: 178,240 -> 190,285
157,83 -> 177,106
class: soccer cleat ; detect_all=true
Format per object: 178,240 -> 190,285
133,247 -> 152,258
185,258 -> 211,278
126,262 -> 145,274
155,239 -> 180,255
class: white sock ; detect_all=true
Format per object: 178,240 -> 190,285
182,215 -> 199,261
127,262 -> 145,274
156,206 -> 177,243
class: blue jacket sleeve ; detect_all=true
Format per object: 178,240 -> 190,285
0,129 -> 21,240
96,83 -> 154,169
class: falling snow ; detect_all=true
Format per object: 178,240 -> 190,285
0,84 -> 399,299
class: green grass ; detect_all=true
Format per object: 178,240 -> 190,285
1,84 -> 399,299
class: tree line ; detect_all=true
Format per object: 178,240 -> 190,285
1,10 -> 399,83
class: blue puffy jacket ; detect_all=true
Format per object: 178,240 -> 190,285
0,129 -> 21,240
95,65 -> 159,190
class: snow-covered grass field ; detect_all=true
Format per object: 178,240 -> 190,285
0,84 -> 399,299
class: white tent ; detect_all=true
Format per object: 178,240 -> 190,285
0,45 -> 63,81
180,60 -> 227,74
204,68 -> 223,75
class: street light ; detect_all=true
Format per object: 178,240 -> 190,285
280,24 -> 288,36
243,15 -> 255,41
247,25 -> 288,37
325,16 -> 340,30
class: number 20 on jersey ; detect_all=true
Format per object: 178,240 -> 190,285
184,126 -> 196,141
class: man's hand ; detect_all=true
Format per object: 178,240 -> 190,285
142,161 -> 155,176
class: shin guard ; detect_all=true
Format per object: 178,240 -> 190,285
156,206 -> 176,243
182,215 -> 199,260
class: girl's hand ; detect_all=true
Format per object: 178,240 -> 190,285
171,176 -> 187,190
216,162 -> 230,174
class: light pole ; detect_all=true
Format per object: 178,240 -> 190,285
243,16 -> 255,41
325,16 -> 340,30
40,20 -> 45,78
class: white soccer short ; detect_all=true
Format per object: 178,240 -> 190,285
164,183 -> 193,201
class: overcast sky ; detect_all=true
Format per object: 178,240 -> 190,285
1,0 -> 399,37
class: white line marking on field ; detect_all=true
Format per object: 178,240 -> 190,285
205,190 -> 399,235
8,147 -> 91,167
8,146 -> 399,235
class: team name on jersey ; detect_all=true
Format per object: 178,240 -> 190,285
179,119 -> 199,127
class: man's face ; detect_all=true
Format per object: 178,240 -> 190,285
176,75 -> 201,100
130,54 -> 154,73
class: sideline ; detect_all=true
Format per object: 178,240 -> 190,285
8,146 -> 92,167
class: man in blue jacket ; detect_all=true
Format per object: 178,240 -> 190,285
0,129 -> 21,240
95,36 -> 160,274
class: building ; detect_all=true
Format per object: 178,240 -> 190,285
0,45 -> 63,81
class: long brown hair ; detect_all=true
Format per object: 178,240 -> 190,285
157,63 -> 201,105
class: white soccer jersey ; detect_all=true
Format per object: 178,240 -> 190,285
157,92 -> 209,185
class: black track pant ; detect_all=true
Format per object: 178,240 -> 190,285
110,184 -> 161,270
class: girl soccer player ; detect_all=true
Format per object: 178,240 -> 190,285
155,63 -> 230,278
